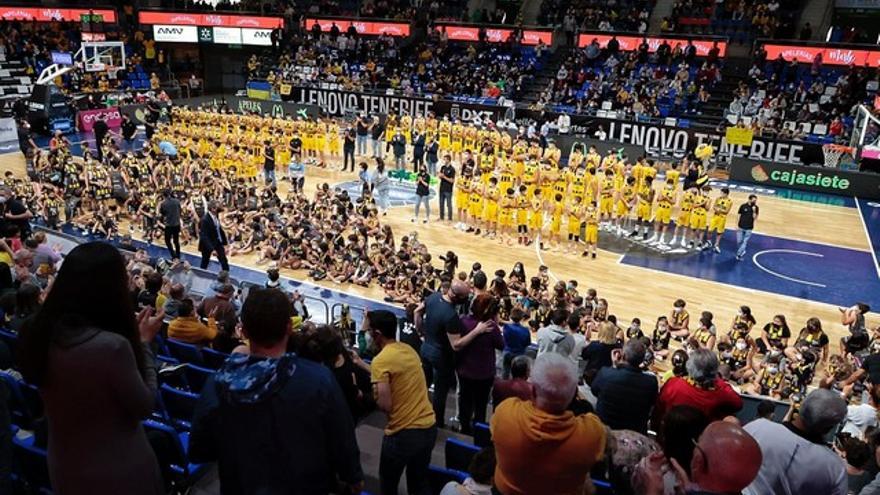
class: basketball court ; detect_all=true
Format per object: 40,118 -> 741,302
3,132 -> 878,345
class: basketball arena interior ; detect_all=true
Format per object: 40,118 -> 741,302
1,0 -> 880,494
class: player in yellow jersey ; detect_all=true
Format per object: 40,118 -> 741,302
327,120 -> 341,159
468,176 -> 485,235
529,188 -> 545,248
498,159 -> 515,198
456,172 -> 472,229
522,159 -> 539,197
569,165 -> 587,202
498,187 -> 516,245
515,185 -> 530,245
673,184 -> 697,248
482,177 -> 500,238
451,121 -> 464,157
438,117 -> 451,152
566,197 -> 585,254
598,169 -> 616,227
709,187 -> 732,253
548,193 -> 565,250
543,141 -> 562,164
688,185 -> 711,250
539,161 -> 557,203
615,176 -> 637,235
400,114 -> 412,143
650,179 -> 677,247
552,163 -> 568,202
666,161 -> 681,188
582,201 -> 600,259
631,176 -> 656,240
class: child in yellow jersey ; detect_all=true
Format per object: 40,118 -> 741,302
549,193 -> 565,250
568,165 -> 586,200
540,162 -> 557,203
482,178 -> 500,237
666,162 -> 682,188
582,201 -> 600,259
522,160 -> 539,197
615,176 -> 637,235
456,173 -> 471,227
598,169 -> 616,226
553,164 -> 568,199
468,177 -> 484,235
516,185 -> 530,245
689,185 -> 712,250
498,188 -> 516,245
650,180 -> 677,247
566,197 -> 585,253
327,122 -> 341,158
632,176 -> 656,240
529,188 -> 545,248
438,119 -> 451,151
709,187 -> 732,253
673,185 -> 697,248
451,122 -> 464,156
498,160 -> 515,194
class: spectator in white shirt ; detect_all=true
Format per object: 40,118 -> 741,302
842,384 -> 880,440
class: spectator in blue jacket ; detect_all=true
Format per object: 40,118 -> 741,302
190,288 -> 363,495
501,307 -> 531,378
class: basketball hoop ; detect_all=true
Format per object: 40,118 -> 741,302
822,143 -> 854,168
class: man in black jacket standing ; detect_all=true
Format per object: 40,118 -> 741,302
159,189 -> 182,260
92,115 -> 109,163
199,201 -> 229,271
121,113 -> 138,151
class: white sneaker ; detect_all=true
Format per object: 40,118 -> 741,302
680,238 -> 688,248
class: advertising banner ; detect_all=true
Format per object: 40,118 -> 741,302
287,87 -> 434,117
435,24 -> 553,46
77,107 -> 122,132
729,157 -> 880,199
212,26 -> 242,44
577,34 -> 727,57
138,11 -> 283,29
0,117 -> 16,144
175,94 -> 319,119
761,43 -> 880,66
242,28 -> 273,46
304,18 -> 410,37
0,7 -> 116,23
153,25 -> 198,43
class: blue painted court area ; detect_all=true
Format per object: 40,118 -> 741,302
857,197 -> 880,281
621,231 -> 880,309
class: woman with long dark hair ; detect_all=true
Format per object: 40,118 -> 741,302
19,242 -> 165,495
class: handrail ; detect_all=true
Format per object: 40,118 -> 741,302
239,280 -> 330,324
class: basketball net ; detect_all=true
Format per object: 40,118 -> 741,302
822,144 -> 854,168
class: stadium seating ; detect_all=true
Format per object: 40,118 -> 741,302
444,438 -> 481,472
158,384 -> 199,431
473,422 -> 492,447
12,434 -> 51,494
428,465 -> 468,494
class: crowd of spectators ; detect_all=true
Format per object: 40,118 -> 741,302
725,48 -> 879,142
253,23 -> 545,100
663,0 -> 800,40
540,0 -> 654,34
535,37 -> 721,119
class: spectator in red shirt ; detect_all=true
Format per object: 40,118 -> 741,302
829,116 -> 844,137
493,355 -> 534,408
652,348 -> 742,430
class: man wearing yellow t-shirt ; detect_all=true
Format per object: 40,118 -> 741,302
368,309 -> 437,495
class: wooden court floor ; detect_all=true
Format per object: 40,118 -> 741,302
2,151 -> 875,348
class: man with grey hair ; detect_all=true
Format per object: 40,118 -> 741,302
652,348 -> 742,430
591,339 -> 658,433
743,389 -> 847,495
491,353 -> 607,495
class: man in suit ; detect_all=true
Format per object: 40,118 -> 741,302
199,201 -> 229,271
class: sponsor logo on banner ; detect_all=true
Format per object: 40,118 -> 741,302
730,158 -> 880,198
198,27 -> 214,43
0,7 -> 116,22
577,34 -> 726,57
77,107 -> 123,132
292,87 -> 434,117
139,11 -> 283,29
0,118 -> 17,144
762,43 -> 880,66
153,25 -> 198,43
212,27 -> 242,44
241,28 -> 273,46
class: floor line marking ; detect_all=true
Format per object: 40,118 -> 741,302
855,196 -> 880,281
751,249 -> 827,288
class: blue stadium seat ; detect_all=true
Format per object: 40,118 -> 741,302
445,438 -> 480,472
201,347 -> 229,370
592,478 -> 614,495
143,419 -> 209,484
0,373 -> 42,429
428,465 -> 467,494
473,422 -> 492,447
12,435 -> 51,494
184,364 -> 214,393
166,339 -> 204,366
159,383 -> 199,431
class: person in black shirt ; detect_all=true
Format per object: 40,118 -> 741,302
413,165 -> 431,223
438,155 -> 455,222
262,140 -> 276,187
370,117 -> 384,158
92,116 -> 109,163
0,187 -> 31,240
144,100 -> 160,140
121,114 -> 138,152
735,194 -> 759,261
411,131 -> 425,172
355,115 -> 369,156
343,127 -> 356,172
16,119 -> 36,158
289,131 -> 302,158
425,135 -> 439,176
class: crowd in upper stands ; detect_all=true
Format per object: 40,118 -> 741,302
253,21 -> 545,100
535,37 -> 720,119
540,0 -> 653,33
725,47 -> 878,142
664,0 -> 799,40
